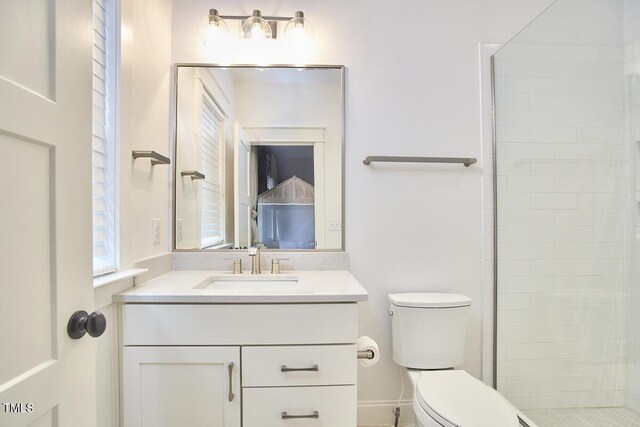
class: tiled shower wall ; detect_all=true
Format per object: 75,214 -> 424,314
626,37 -> 640,413
490,42 -> 631,410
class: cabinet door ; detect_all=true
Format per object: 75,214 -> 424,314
122,346 -> 240,427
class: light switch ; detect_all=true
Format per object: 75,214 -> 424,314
152,219 -> 161,245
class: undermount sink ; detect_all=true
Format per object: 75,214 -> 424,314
194,274 -> 300,290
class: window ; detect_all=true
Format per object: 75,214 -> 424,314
92,0 -> 118,275
199,89 -> 225,248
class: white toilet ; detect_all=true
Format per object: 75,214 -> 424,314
389,293 -> 520,427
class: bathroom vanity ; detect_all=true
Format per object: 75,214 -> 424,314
115,271 -> 367,427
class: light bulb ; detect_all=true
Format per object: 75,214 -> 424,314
242,10 -> 272,41
250,22 -> 267,40
284,11 -> 314,51
198,9 -> 229,51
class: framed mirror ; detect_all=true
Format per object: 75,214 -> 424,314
173,65 -> 344,251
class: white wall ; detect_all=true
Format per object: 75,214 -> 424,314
95,0 -> 173,425
171,0 -> 556,412
119,0 -> 172,266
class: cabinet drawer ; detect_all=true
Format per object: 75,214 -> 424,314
243,386 -> 356,427
242,345 -> 356,387
122,303 -> 357,345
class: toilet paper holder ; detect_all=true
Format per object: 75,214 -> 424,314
357,349 -> 375,360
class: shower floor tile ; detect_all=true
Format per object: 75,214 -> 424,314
523,407 -> 640,427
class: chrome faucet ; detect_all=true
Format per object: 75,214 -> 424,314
248,246 -> 261,274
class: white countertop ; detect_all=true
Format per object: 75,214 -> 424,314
114,270 -> 368,303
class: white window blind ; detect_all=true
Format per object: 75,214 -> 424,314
200,91 -> 224,248
92,0 -> 117,275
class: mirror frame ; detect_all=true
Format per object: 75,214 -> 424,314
171,64 -> 346,252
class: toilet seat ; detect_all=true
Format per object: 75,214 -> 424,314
415,370 -> 519,427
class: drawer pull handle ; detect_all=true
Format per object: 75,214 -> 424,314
281,364 -> 319,372
282,411 -> 320,419
228,362 -> 235,402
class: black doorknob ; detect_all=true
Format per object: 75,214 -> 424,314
67,310 -> 107,339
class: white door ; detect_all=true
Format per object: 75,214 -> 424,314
122,346 -> 241,427
234,122 -> 251,247
0,1 -> 95,427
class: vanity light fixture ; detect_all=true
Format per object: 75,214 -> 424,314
201,9 -> 314,50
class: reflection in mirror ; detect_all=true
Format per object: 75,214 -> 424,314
174,66 -> 343,251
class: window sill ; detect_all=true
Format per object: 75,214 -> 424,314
93,268 -> 148,289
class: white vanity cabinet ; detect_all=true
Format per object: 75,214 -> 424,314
120,302 -> 359,427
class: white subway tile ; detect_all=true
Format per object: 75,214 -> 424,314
597,79 -> 625,96
554,143 -> 625,160
530,193 -> 577,209
576,127 -> 623,144
528,61 -> 576,78
502,76 -> 554,94
496,125 -> 530,142
554,241 -> 624,258
504,109 -> 554,126
553,176 -> 627,193
507,176 -> 555,193
496,44 -> 551,61
498,226 -> 531,243
529,93 -> 575,111
530,259 -> 624,277
577,390 -> 625,407
496,194 -> 530,209
576,193 -> 627,209
551,45 -> 600,62
494,92 -> 530,109
497,294 -> 532,311
498,260 -> 531,276
553,78 -> 601,95
573,61 -> 623,79
529,392 -> 579,409
530,126 -> 577,143
495,59 -> 529,76
502,143 -> 554,160
529,161 -> 627,177
496,159 -> 530,176
598,111 -> 625,127
506,242 -> 554,259
506,343 -> 554,361
506,209 -> 555,227
554,209 -> 626,226
599,46 -> 624,63
553,110 -> 601,127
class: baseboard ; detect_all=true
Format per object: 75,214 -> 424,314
357,399 -> 414,427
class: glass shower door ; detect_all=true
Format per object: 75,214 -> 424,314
493,0 -> 640,425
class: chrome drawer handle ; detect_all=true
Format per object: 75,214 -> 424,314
281,364 -> 319,372
282,411 -> 319,419
228,362 -> 235,402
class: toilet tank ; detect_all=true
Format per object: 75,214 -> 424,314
389,293 -> 472,369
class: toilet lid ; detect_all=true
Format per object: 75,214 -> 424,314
388,293 -> 471,308
416,370 -> 519,427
